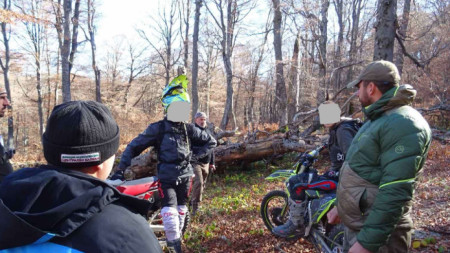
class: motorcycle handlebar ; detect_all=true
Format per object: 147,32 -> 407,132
294,143 -> 327,174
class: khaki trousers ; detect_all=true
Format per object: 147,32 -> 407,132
343,226 -> 412,253
190,163 -> 209,205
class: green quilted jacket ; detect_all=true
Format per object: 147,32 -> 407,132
336,85 -> 432,252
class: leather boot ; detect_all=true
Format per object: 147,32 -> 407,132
272,198 -> 306,238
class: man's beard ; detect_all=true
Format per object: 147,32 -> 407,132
359,89 -> 371,107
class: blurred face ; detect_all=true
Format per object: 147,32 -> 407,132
356,81 -> 371,107
195,116 -> 207,127
167,101 -> 190,122
0,92 -> 10,117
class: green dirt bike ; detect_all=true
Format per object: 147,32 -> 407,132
260,144 -> 344,253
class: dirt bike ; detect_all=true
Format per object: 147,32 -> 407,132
260,144 -> 344,253
107,176 -> 190,248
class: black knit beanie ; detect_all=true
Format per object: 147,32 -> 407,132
43,101 -> 120,169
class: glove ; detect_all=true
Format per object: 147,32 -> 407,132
4,149 -> 15,159
323,170 -> 339,180
110,170 -> 125,180
209,164 -> 216,173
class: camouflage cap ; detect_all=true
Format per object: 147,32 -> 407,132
347,60 -> 400,89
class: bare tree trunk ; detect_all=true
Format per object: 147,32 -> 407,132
52,0 -> 63,106
0,0 -> 14,149
61,0 -> 72,102
55,47 -> 60,106
394,0 -> 410,76
18,0 -> 45,138
68,0 -> 80,74
206,0 -> 236,130
36,62 -> 44,137
248,25 -> 269,128
317,0 -> 330,104
333,0 -> 345,89
272,0 -> 288,125
288,32 -> 300,123
204,40 -> 217,117
45,30 -> 52,120
182,0 -> 191,69
373,0 -> 397,61
191,0 -> 202,120
124,44 -> 146,111
221,53 -> 234,129
347,0 -> 363,82
86,0 -> 101,102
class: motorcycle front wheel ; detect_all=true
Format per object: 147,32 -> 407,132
260,190 -> 289,233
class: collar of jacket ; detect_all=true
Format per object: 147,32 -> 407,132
194,123 -> 205,130
362,84 -> 416,121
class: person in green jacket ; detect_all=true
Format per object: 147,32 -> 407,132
327,60 -> 432,253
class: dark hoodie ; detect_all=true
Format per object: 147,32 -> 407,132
0,165 -> 162,253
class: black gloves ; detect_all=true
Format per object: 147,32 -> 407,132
110,169 -> 125,180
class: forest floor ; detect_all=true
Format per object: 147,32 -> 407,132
182,141 -> 450,253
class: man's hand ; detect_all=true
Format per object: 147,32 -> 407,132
327,206 -> 341,224
209,164 -> 216,172
349,241 -> 371,253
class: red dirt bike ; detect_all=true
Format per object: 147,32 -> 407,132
107,176 -> 191,247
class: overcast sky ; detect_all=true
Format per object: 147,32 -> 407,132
96,0 -> 156,47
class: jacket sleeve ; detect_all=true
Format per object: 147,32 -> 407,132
336,125 -> 356,157
118,123 -> 159,170
189,125 -> 217,160
356,115 -> 431,252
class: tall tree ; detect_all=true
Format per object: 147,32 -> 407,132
0,0 -> 14,149
16,0 -> 46,138
84,0 -> 101,102
332,0 -> 347,88
247,19 -> 270,127
124,42 -> 147,111
347,0 -> 365,82
373,0 -> 397,61
191,0 -> 202,121
138,0 -> 181,86
180,0 -> 191,69
200,22 -> 219,117
205,0 -> 253,129
287,32 -> 300,123
54,0 -> 81,103
317,0 -> 330,104
271,0 -> 288,125
394,0 -> 411,75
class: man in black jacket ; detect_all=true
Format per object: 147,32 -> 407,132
0,101 -> 162,253
273,102 -> 360,238
0,88 -> 13,184
115,75 -> 217,253
190,112 -> 216,216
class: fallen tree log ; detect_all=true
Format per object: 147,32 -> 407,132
119,134 -> 319,180
214,134 -> 316,165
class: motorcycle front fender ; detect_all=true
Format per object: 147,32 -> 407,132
265,169 -> 295,180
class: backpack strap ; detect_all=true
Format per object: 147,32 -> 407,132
155,120 -> 166,161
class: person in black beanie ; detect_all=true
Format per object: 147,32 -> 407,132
0,101 -> 162,253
